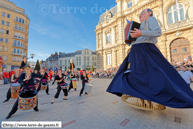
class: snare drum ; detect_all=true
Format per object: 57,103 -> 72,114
11,83 -> 21,99
71,78 -> 77,89
18,90 -> 38,110
41,82 -> 47,90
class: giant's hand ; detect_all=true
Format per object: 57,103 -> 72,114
130,28 -> 142,38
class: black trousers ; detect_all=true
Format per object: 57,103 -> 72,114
54,85 -> 68,98
8,87 -> 38,116
6,88 -> 11,101
80,81 -> 85,95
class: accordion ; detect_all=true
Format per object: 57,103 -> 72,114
125,21 -> 141,44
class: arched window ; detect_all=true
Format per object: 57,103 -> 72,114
182,48 -> 187,52
106,16 -> 109,21
168,3 -> 185,24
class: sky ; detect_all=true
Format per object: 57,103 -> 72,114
11,0 -> 117,62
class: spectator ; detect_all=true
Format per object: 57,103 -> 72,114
3,70 -> 9,84
178,65 -> 193,86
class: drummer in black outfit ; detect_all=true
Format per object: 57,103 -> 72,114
37,68 -> 50,95
51,69 -> 68,104
3,68 -> 21,103
6,66 -> 44,119
68,69 -> 77,92
79,70 -> 89,97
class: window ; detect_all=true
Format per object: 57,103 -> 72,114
14,40 -> 17,46
79,56 -> 81,61
15,17 -> 18,22
79,62 -> 81,66
77,62 -> 78,66
65,60 -> 67,65
182,48 -> 187,52
84,62 -> 86,65
7,14 -> 10,18
1,20 -> 5,25
68,60 -> 70,64
17,49 -> 19,54
0,47 -> 2,51
6,30 -> 9,34
106,16 -> 109,21
87,56 -> 89,61
106,33 -> 110,44
18,41 -> 21,47
76,57 -> 78,61
5,38 -> 8,43
87,62 -> 89,66
6,22 -> 10,26
85,51 -> 86,54
173,49 -> 177,53
4,55 -> 7,61
15,17 -> 25,24
60,60 -> 62,65
1,29 -> 4,33
84,56 -> 86,61
2,12 -> 5,17
13,48 -> 16,53
107,54 -> 111,65
4,47 -> 8,51
168,4 -> 185,24
0,38 -> 3,42
128,1 -> 132,8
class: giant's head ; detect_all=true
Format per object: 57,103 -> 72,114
139,8 -> 153,22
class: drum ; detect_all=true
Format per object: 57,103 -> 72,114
84,83 -> 93,94
18,90 -> 38,110
11,83 -> 21,99
71,78 -> 77,89
60,83 -> 69,89
41,82 -> 47,90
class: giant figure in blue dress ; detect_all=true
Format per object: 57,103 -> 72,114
107,8 -> 193,108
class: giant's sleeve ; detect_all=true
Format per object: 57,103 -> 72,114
141,17 -> 162,37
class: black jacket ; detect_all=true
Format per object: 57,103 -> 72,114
20,61 -> 26,68
81,74 -> 89,82
69,63 -> 75,70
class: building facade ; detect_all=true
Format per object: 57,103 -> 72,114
45,52 -> 58,71
95,0 -> 193,70
58,49 -> 97,71
0,0 -> 29,71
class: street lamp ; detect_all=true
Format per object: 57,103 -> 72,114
30,54 -> 35,59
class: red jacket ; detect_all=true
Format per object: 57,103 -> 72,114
10,71 -> 15,77
3,72 -> 9,78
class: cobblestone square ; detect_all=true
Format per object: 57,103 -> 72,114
0,79 -> 193,129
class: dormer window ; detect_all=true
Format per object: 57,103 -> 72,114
128,0 -> 132,8
106,16 -> 110,21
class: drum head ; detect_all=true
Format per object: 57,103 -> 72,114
19,90 -> 37,98
11,83 -> 21,87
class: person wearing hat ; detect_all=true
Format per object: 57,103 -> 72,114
5,66 -> 44,119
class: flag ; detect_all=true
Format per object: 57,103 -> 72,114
126,19 -> 130,24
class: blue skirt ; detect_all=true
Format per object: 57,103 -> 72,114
107,43 -> 193,108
